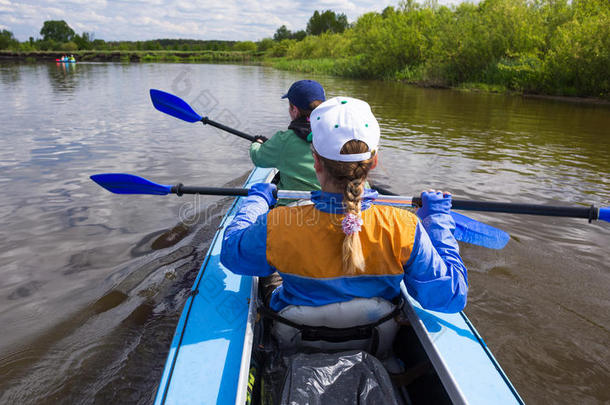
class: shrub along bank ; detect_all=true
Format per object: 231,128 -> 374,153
265,0 -> 609,99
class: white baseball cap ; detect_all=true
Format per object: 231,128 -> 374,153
310,97 -> 380,162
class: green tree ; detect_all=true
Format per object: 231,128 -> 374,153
292,30 -> 307,41
40,20 -> 75,42
63,41 -> 78,52
269,39 -> 296,56
543,1 -> 610,97
0,29 -> 19,50
73,32 -> 92,50
306,10 -> 349,35
91,39 -> 106,49
274,25 -> 293,41
233,41 -> 257,51
257,38 -> 275,51
382,6 -> 397,18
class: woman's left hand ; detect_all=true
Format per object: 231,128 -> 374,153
417,189 -> 452,219
248,183 -> 277,207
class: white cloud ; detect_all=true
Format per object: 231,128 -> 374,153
0,0 -> 461,42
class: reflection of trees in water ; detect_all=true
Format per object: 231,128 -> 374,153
48,62 -> 80,93
0,63 -> 22,85
331,77 -> 610,202
343,78 -> 610,172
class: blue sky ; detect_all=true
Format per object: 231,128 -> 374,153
1,0 -> 465,42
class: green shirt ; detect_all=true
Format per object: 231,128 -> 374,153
249,129 -> 320,192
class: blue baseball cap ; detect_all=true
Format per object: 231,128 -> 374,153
281,80 -> 326,110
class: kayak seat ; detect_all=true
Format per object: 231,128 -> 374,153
261,297 -> 401,358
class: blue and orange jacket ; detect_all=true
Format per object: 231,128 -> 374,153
220,190 -> 468,313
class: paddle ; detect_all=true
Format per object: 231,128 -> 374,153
89,173 -> 508,249
371,184 -> 514,249
371,185 -> 608,222
90,174 -> 608,246
149,89 -> 256,142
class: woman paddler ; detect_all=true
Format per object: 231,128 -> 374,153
249,80 -> 325,194
221,96 -> 468,316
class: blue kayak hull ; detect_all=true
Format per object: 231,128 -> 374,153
154,166 -> 523,405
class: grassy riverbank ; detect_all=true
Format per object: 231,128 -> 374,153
267,57 -> 511,93
0,50 -> 262,63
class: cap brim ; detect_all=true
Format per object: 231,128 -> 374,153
281,93 -> 288,99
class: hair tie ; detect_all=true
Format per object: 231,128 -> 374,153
342,213 -> 363,235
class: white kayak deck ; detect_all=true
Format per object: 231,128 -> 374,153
154,167 -> 523,405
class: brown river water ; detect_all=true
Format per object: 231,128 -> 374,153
0,62 -> 608,404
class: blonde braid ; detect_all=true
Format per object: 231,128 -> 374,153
316,140 -> 376,274
342,163 -> 369,274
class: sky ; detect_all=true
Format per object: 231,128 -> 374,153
0,0 -> 464,42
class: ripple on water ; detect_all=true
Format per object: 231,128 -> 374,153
1,63 -> 609,405
0,187 -> 231,404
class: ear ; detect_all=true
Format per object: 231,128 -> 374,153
289,104 -> 300,119
370,154 -> 378,170
313,152 -> 321,172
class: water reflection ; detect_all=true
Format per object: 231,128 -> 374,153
0,63 -> 22,85
0,62 -> 608,405
47,61 -> 80,93
341,79 -> 610,204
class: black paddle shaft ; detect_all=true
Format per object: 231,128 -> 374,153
171,184 -> 249,197
201,117 -> 256,142
170,183 -> 598,221
373,185 -> 597,221
412,197 -> 598,221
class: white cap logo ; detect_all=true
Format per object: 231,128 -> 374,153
311,97 -> 380,162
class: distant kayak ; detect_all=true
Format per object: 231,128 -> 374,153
55,59 -> 77,63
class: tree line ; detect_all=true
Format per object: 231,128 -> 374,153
0,21 -> 241,52
0,10 -> 347,53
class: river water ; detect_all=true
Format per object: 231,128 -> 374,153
0,62 -> 608,404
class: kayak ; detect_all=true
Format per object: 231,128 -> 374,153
55,59 -> 76,63
154,166 -> 524,405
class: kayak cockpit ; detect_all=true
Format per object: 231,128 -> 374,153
241,279 -> 452,404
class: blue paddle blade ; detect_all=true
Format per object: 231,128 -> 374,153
150,89 -> 203,123
90,173 -> 172,195
451,212 -> 510,249
599,207 -> 610,223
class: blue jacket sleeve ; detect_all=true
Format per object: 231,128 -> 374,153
403,213 -> 468,313
220,194 -> 275,277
